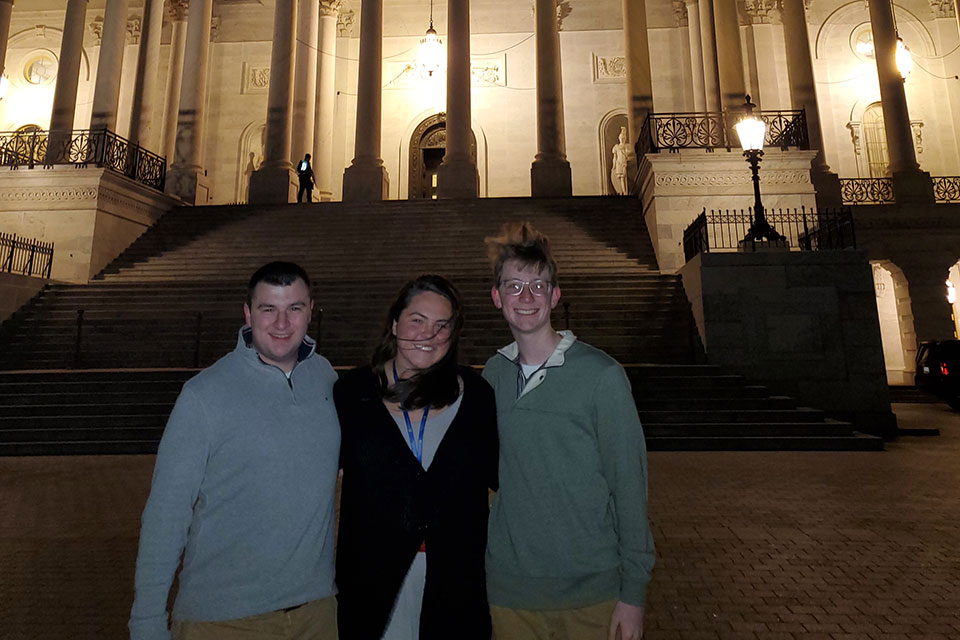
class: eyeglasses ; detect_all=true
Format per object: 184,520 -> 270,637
499,279 -> 551,297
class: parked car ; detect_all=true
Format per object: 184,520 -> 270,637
915,340 -> 960,410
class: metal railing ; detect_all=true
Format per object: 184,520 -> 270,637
636,109 -> 809,156
683,207 -> 856,262
0,128 -> 166,191
839,178 -> 895,205
0,232 -> 53,278
933,176 -> 960,203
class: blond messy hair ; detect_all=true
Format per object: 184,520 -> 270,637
484,222 -> 558,285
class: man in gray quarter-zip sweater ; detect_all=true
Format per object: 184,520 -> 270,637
482,224 -> 655,640
129,262 -> 340,640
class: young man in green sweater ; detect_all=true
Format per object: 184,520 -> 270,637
482,223 -> 655,640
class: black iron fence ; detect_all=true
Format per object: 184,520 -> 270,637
683,207 -> 856,262
636,109 -> 809,156
839,178 -> 895,205
0,232 -> 54,278
0,128 -> 166,191
933,176 -> 960,203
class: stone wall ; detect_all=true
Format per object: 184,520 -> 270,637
639,149 -> 819,274
0,168 -> 176,283
679,249 -> 897,436
0,272 -> 47,324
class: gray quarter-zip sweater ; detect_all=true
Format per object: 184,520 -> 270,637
482,331 -> 655,610
129,328 -> 340,640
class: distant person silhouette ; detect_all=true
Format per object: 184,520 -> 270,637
296,154 -> 315,203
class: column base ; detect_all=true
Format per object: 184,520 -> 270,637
248,165 -> 298,205
342,161 -> 389,202
436,158 -> 479,199
165,167 -> 212,205
892,169 -> 935,205
530,157 -> 572,197
810,170 -> 843,208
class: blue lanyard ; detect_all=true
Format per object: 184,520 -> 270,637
393,360 -> 429,463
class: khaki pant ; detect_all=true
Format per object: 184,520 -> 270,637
491,600 -> 616,640
172,596 -> 338,640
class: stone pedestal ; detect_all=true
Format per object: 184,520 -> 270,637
892,170 -> 936,205
437,158 -> 479,199
248,166 -> 298,205
166,168 -> 212,205
342,163 -> 389,202
531,158 -> 573,198
0,168 -> 175,283
811,170 -> 843,208
639,149 -> 818,273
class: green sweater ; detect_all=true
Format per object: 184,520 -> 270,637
482,332 -> 655,610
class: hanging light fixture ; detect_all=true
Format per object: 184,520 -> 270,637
417,0 -> 445,78
895,36 -> 913,79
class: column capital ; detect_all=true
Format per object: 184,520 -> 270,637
672,0 -> 689,26
319,0 -> 342,17
89,16 -> 103,44
743,0 -> 781,24
167,0 -> 189,22
336,8 -> 355,36
127,15 -> 141,43
930,0 -> 955,17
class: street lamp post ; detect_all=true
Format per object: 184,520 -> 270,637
734,96 -> 786,244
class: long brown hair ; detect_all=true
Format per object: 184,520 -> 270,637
371,275 -> 464,410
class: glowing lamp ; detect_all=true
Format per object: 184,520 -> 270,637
896,37 -> 913,79
418,25 -> 444,78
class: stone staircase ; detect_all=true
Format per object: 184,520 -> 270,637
0,196 -> 883,453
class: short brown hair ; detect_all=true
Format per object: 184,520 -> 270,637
485,222 -> 558,285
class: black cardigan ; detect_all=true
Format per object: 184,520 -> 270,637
333,365 -> 499,640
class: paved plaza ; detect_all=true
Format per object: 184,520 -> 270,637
1,403 -> 958,640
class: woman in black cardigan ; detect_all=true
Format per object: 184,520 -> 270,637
334,275 -> 498,640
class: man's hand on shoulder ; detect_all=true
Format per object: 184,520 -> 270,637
609,600 -> 644,640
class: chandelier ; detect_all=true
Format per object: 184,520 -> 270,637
417,0 -> 445,78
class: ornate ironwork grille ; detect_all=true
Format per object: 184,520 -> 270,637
839,178 -> 895,205
933,176 -> 960,203
0,128 -> 166,191
636,109 -> 809,154
0,232 -> 54,278
682,207 -> 856,262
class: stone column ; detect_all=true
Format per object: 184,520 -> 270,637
127,0 -> 163,148
685,0 -> 706,111
313,0 -> 340,200
712,0 -> 747,111
781,0 -> 842,205
0,0 -> 14,87
48,0 -> 89,163
622,0 -> 654,145
249,0 -> 299,204
292,0 -> 319,164
698,0 -> 721,111
160,1 -> 188,167
90,0 -> 130,131
342,0 -> 389,201
166,0 -> 214,204
867,0 -> 934,202
437,0 -> 478,199
530,0 -> 571,197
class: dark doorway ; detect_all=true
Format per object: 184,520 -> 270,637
420,148 -> 444,199
408,113 -> 479,199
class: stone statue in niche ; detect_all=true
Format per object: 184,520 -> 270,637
610,126 -> 633,196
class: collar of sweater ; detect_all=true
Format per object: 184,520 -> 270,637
496,330 -> 577,369
236,326 -> 317,373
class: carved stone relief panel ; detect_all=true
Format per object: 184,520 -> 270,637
930,0 -> 955,18
242,63 -> 270,94
593,54 -> 626,84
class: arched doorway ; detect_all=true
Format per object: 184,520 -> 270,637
408,113 -> 477,200
872,261 -> 918,385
